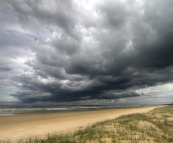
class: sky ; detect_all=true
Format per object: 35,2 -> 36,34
0,0 -> 173,105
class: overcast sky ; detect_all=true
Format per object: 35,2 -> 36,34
0,0 -> 173,105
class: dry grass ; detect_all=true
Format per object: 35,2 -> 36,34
1,105 -> 173,143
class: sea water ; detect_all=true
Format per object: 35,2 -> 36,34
0,105 -> 143,116
0,103 -> 161,116
0,105 -> 112,116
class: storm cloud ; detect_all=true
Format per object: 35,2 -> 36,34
0,0 -> 173,103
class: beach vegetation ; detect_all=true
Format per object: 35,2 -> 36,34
1,105 -> 173,143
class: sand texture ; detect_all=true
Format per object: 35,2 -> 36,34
0,106 -> 158,140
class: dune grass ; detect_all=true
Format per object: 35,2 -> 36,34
1,105 -> 173,143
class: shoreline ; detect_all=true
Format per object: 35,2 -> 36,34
0,106 -> 162,140
0,105 -> 162,117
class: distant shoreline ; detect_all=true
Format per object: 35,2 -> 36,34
0,104 -> 165,116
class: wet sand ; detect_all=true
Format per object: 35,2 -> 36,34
0,106 -> 159,140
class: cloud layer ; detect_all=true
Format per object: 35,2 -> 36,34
1,0 -> 173,103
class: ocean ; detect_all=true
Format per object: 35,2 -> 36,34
0,105 -> 146,116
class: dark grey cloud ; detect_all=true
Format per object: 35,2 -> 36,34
0,0 -> 173,103
98,0 -> 129,28
0,66 -> 12,71
6,0 -> 80,40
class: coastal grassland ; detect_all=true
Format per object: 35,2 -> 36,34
1,105 -> 173,143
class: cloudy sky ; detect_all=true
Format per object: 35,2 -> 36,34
0,0 -> 173,105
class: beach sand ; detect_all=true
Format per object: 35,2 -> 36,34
0,106 -> 159,140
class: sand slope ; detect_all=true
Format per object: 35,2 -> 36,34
0,106 -> 158,140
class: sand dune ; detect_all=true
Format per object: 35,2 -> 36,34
0,106 -> 159,140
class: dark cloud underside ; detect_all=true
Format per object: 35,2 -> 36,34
0,0 -> 173,103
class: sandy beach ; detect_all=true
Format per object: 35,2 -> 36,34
0,106 -> 159,140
